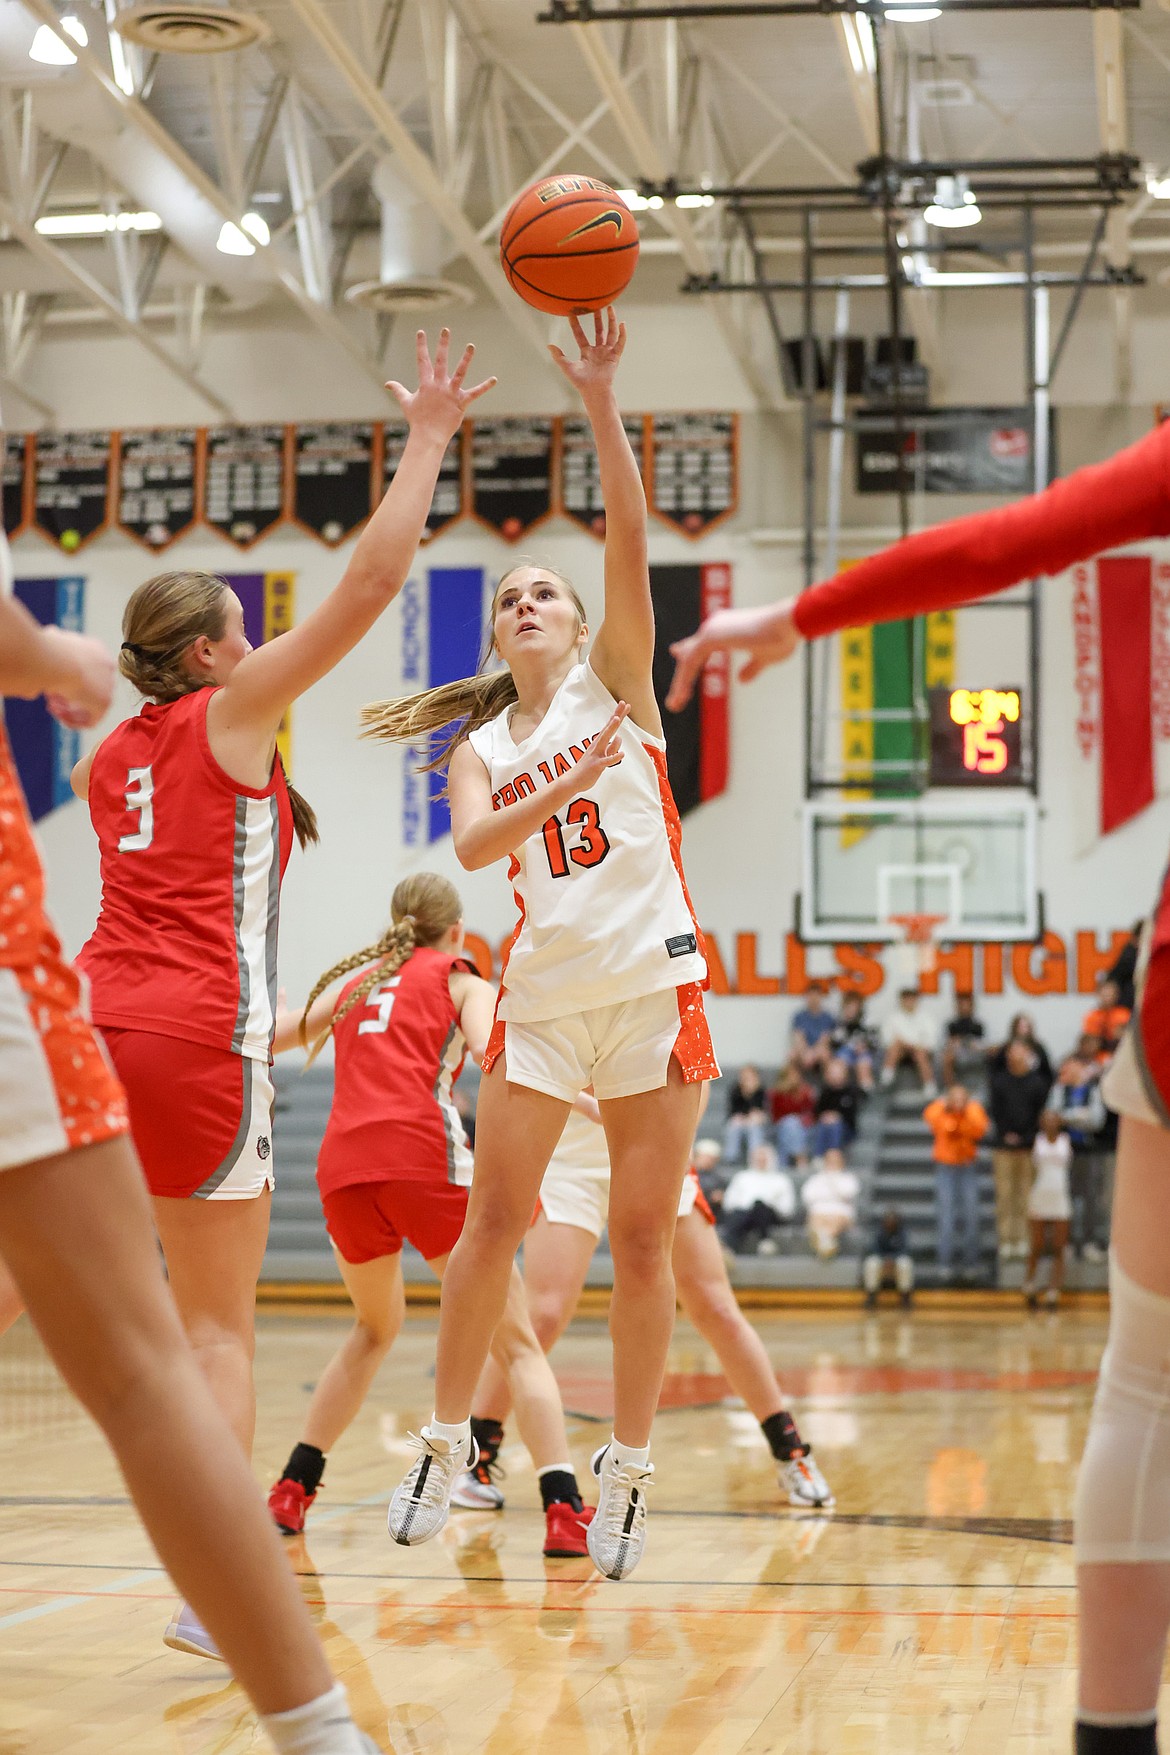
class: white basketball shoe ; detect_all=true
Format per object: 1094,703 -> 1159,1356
586,1444 -> 654,1580
387,1427 -> 476,1546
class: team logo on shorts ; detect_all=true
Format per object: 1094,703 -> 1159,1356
257,1135 -> 271,1160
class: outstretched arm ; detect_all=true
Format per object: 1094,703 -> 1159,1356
210,329 -> 496,739
0,591 -> 115,728
666,418 -> 1170,708
550,309 -> 659,733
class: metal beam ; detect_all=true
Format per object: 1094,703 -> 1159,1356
0,195 -> 234,417
1094,10 -> 1132,394
16,0 -> 390,392
568,20 -> 777,406
540,0 -> 1140,17
281,0 -> 556,371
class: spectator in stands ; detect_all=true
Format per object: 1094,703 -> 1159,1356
723,1064 -> 771,1165
810,1056 -> 863,1156
790,983 -> 835,1072
988,1040 -> 1051,1261
990,1011 -> 1053,1086
863,1208 -> 914,1308
1081,975 -> 1131,1053
1048,1046 -> 1108,1262
942,992 -> 988,1088
1104,920 -> 1143,1012
691,1138 -> 725,1212
769,1061 -> 815,1167
719,1145 -> 797,1255
879,989 -> 938,1094
802,1149 -> 860,1259
925,1085 -> 990,1284
828,992 -> 878,1089
1023,1108 -> 1073,1309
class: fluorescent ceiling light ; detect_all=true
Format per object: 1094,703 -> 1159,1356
616,188 -> 664,212
841,14 -> 876,74
675,193 -> 714,209
216,220 -> 255,256
36,209 -> 161,237
29,15 -> 87,64
241,211 -> 270,244
884,4 -> 942,19
924,173 -> 981,228
1146,169 -> 1170,199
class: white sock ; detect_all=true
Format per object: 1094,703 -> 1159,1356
261,1683 -> 368,1755
425,1415 -> 471,1452
609,1436 -> 650,1470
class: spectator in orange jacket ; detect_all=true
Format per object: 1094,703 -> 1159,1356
1081,976 -> 1131,1052
925,1086 -> 990,1283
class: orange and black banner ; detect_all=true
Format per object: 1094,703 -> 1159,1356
650,562 -> 730,817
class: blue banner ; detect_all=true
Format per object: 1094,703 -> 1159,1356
401,567 -> 486,846
5,577 -> 84,822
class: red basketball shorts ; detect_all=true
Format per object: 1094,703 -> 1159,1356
0,950 -> 128,1173
101,1029 -> 275,1200
322,1179 -> 469,1266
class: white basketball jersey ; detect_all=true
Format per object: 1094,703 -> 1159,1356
467,659 -> 706,1023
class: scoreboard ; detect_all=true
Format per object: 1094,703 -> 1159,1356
928,686 -> 1025,786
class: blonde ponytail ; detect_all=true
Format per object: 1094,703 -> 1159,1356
300,872 -> 463,1063
360,671 -> 518,773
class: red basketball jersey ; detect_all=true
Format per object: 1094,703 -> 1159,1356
316,946 -> 476,1197
78,688 -> 293,1059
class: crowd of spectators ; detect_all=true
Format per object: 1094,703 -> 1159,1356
699,927 -> 1137,1301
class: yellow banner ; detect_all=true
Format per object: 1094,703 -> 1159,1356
263,571 -> 295,771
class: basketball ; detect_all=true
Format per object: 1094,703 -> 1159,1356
499,175 -> 639,315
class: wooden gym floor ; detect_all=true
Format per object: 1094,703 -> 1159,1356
0,1302 -> 1120,1753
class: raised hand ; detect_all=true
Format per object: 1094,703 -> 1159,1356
575,702 -> 629,786
665,600 -> 801,713
386,328 -> 497,444
549,307 -> 625,400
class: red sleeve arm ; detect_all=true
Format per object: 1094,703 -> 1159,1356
792,421 -> 1170,642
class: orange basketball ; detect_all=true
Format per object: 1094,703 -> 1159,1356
499,175 -> 640,315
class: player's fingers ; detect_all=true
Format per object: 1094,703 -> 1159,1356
385,381 -> 409,407
433,326 -> 451,376
605,305 -> 617,346
568,311 -> 589,352
739,656 -> 766,683
450,342 -> 475,387
665,643 -> 703,711
463,376 -> 498,403
616,319 -> 627,354
415,329 -> 431,378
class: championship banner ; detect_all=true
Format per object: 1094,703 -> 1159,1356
649,562 -> 731,816
400,567 -> 486,845
855,408 -> 1048,496
225,572 -> 295,771
5,577 -> 84,822
1072,554 -> 1170,845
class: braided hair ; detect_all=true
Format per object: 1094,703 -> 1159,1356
120,570 -> 319,850
299,871 -> 464,1064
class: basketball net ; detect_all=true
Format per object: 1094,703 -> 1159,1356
888,913 -> 945,987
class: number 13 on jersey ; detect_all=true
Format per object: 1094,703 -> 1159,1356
541,797 -> 610,879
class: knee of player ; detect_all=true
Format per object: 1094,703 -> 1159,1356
461,1199 -> 532,1260
528,1294 -> 570,1350
608,1213 -> 675,1278
353,1312 -> 398,1355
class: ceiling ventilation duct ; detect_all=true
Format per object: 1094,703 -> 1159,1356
346,160 -> 473,314
113,2 -> 269,53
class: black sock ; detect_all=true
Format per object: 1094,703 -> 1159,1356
471,1416 -> 504,1465
538,1468 -> 583,1513
283,1442 -> 326,1494
1076,1722 -> 1158,1755
761,1410 -> 807,1462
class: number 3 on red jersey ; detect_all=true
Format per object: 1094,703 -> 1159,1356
119,766 -> 155,852
542,797 -> 610,880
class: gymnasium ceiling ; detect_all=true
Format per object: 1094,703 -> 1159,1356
0,0 -> 1168,418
